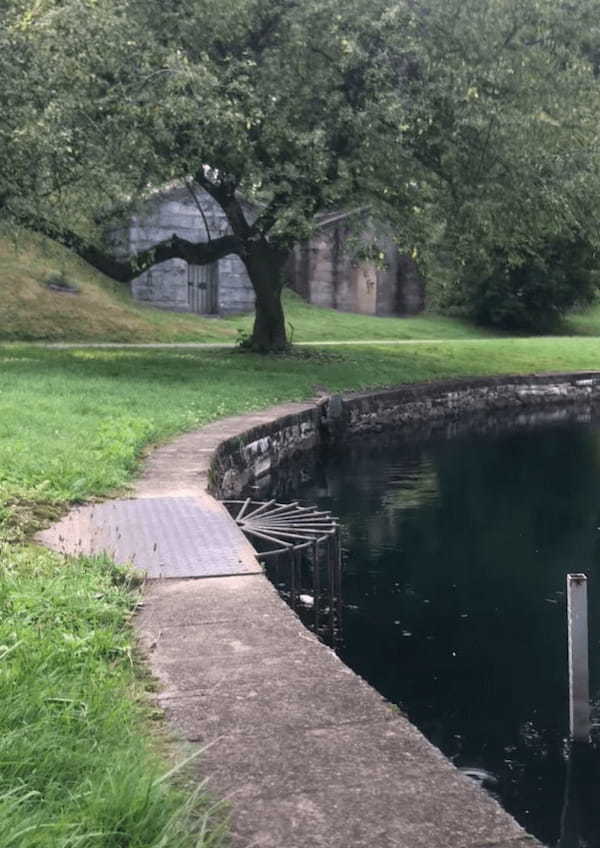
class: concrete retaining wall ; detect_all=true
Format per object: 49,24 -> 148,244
339,373 -> 600,434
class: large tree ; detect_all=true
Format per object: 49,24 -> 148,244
4,0 -> 600,346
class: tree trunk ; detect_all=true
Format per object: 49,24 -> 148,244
243,240 -> 290,352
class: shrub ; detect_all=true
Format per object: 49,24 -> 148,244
443,236 -> 600,332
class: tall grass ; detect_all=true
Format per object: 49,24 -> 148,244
0,544 -> 227,847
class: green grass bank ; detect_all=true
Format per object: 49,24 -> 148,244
0,545 -> 226,848
3,339 -> 600,522
3,230 -> 600,345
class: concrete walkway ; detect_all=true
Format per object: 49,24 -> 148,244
38,402 -> 541,848
138,576 -> 536,848
39,337 -> 505,349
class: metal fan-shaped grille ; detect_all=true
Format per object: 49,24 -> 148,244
222,499 -> 338,557
223,498 -> 344,644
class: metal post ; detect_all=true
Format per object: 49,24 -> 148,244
567,573 -> 591,742
312,540 -> 320,635
335,529 -> 343,643
290,548 -> 297,609
325,536 -> 335,643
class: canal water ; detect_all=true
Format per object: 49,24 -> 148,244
262,408 -> 600,846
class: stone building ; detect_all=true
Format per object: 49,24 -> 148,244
287,210 -> 424,316
109,183 -> 256,315
109,184 -> 424,317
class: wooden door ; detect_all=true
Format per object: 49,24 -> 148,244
188,264 -> 218,314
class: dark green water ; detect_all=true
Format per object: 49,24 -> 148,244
267,410 -> 600,846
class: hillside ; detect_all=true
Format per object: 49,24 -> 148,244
0,232 -> 238,343
1,231 -> 597,342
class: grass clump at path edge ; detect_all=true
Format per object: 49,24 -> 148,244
0,543 -> 225,848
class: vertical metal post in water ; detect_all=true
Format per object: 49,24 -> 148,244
327,535 -> 335,643
290,548 -> 298,609
334,529 -> 343,643
567,574 -> 591,742
312,540 -> 320,635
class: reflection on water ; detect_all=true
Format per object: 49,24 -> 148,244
263,408 -> 600,847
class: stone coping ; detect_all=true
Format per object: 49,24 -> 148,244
207,371 -> 600,497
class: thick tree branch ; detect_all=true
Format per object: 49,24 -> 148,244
91,233 -> 242,282
22,216 -> 242,282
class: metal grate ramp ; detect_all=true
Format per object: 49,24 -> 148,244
37,496 -> 262,578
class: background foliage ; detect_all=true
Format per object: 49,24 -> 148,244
3,0 -> 600,332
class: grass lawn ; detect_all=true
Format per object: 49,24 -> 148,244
3,338 -> 600,518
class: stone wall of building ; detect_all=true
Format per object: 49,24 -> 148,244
109,185 -> 256,315
287,213 -> 425,316
110,187 -> 425,318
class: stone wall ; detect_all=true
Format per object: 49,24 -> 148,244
110,188 -> 426,319
339,374 -> 600,435
208,373 -> 600,495
108,185 -> 256,315
209,406 -> 321,498
287,213 -> 425,316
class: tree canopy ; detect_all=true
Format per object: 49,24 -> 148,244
3,0 -> 600,345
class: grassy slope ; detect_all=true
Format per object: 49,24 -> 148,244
0,233 -> 236,343
0,232 -> 496,343
4,231 -> 600,344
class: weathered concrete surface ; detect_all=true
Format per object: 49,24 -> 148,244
138,576 -> 539,848
35,402 -> 315,575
